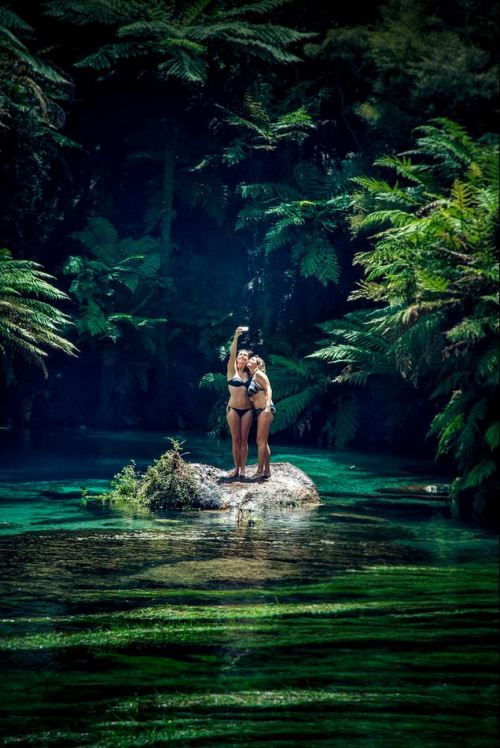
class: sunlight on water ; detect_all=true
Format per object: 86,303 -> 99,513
0,429 -> 498,746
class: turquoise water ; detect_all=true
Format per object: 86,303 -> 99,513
0,429 -> 498,746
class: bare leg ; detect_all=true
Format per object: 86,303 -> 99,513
263,441 -> 271,476
255,411 -> 273,477
238,409 -> 253,475
226,408 -> 241,477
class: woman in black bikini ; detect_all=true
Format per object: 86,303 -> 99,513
247,356 -> 276,480
226,327 -> 253,479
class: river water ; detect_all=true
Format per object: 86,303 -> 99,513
0,429 -> 498,746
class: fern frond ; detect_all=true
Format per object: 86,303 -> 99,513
227,36 -> 302,63
268,354 -> 317,378
199,372 -> 228,396
158,49 -> 208,83
374,155 -> 432,186
272,385 -> 321,432
0,249 -> 77,373
181,0 -> 212,25
357,209 -> 416,232
410,118 -> 479,170
75,42 -> 144,70
460,459 -> 497,490
116,20 -> 178,37
0,7 -> 33,31
217,0 -> 294,18
298,242 -> 340,286
240,182 -> 300,201
485,422 -> 499,451
45,1 -> 134,26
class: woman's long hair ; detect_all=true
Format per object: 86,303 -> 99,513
251,356 -> 266,373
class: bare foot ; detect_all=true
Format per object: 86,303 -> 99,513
250,472 -> 267,481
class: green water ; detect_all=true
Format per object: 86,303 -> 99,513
0,430 -> 498,746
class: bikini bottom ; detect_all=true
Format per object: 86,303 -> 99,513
253,404 -> 276,417
227,406 -> 253,418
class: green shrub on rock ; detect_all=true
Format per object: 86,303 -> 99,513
109,461 -> 140,502
104,440 -> 198,511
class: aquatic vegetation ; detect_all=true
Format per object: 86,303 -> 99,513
0,559 -> 497,746
0,431 -> 498,747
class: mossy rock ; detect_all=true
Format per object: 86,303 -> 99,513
99,450 -> 320,513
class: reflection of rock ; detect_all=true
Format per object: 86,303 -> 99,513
376,484 -> 450,500
190,462 -> 321,511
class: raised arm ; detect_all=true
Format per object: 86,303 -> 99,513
226,327 -> 244,378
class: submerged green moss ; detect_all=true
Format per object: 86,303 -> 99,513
0,432 -> 498,748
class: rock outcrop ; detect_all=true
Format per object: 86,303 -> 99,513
189,461 -> 321,511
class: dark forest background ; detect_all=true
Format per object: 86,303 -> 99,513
0,0 -> 498,518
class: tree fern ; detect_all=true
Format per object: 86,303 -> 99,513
0,249 -> 77,377
311,119 -> 499,516
199,371 -> 228,397
271,386 -> 321,433
64,217 -> 165,344
47,0 -> 313,85
409,118 -> 480,172
237,158 -> 352,286
221,94 -> 315,155
373,155 -> 433,186
70,217 -> 121,264
296,238 -> 340,286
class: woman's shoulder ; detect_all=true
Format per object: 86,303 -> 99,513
254,369 -> 268,383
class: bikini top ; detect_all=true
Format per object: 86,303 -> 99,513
248,378 -> 264,396
227,375 -> 250,389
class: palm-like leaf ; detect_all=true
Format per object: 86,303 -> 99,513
0,249 -> 77,376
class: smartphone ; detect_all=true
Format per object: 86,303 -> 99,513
240,326 -> 249,332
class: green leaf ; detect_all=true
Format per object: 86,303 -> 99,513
485,422 -> 499,450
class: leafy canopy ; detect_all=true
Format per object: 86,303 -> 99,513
45,0 -> 314,84
310,119 -> 499,505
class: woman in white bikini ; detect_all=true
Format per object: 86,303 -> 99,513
247,356 -> 276,480
226,327 -> 253,479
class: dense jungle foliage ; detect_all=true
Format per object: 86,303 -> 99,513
0,0 -> 498,520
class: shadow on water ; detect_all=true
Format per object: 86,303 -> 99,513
0,429 -> 498,747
